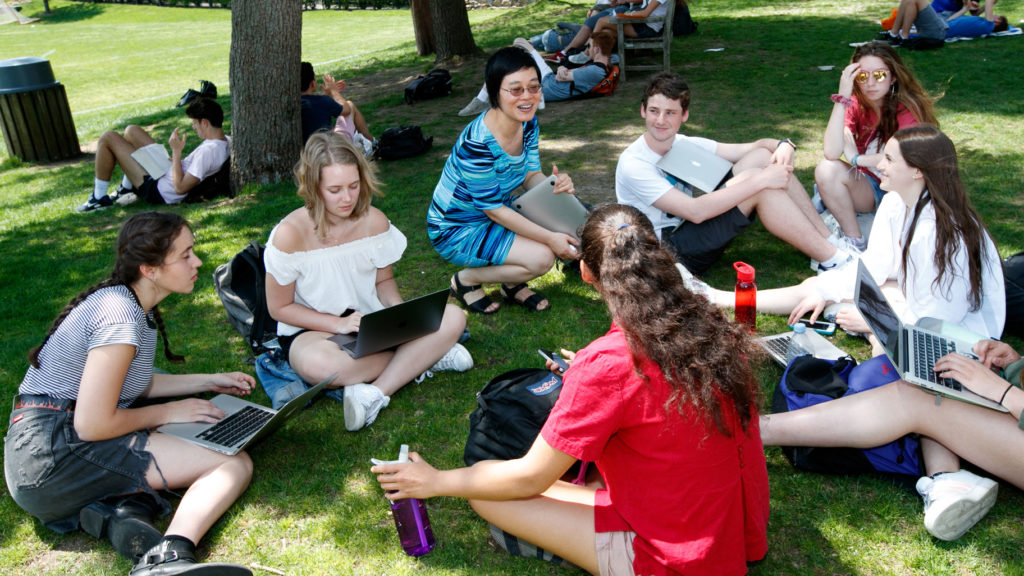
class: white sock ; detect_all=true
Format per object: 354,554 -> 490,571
120,175 -> 134,191
827,234 -> 843,249
93,178 -> 111,200
820,249 -> 847,268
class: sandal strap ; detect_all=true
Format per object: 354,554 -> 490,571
502,283 -> 548,310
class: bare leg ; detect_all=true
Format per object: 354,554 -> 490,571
144,433 -> 253,544
94,128 -> 151,188
470,480 -> 599,575
459,235 -> 556,287
563,25 -> 594,51
815,160 -> 877,240
345,100 -> 374,141
921,438 -> 961,476
760,380 -> 1024,490
743,187 -> 838,262
369,304 -> 465,394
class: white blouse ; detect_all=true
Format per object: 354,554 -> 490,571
265,223 -> 407,336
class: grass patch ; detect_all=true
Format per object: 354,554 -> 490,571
2,0 -> 1023,574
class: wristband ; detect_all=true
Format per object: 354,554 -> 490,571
831,93 -> 854,107
998,383 -> 1014,406
777,138 -> 796,151
850,154 -> 860,168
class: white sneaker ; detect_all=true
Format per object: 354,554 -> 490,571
916,470 -> 998,541
840,235 -> 866,254
343,383 -> 390,432
567,52 -> 590,65
675,263 -> 711,301
115,192 -> 139,206
458,97 -> 490,117
430,343 -> 473,372
815,248 -> 856,274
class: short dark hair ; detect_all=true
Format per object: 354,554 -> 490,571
301,61 -> 315,91
641,72 -> 691,112
484,46 -> 542,108
185,98 -> 224,128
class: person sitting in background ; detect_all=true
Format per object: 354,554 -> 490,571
547,0 -> 639,62
616,72 -> 855,277
458,31 -> 618,117
880,0 -> 1005,48
373,204 -> 769,575
300,61 -> 375,156
76,98 -> 229,212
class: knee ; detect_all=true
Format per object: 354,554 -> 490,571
227,451 -> 254,485
527,250 -> 556,278
814,160 -> 845,190
98,130 -> 120,148
124,125 -> 144,139
441,305 -> 467,336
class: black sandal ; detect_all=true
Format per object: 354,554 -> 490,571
501,283 -> 549,312
450,273 -> 498,314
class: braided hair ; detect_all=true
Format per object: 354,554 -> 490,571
578,204 -> 761,434
28,212 -> 188,369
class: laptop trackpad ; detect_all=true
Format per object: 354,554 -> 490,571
328,332 -> 358,356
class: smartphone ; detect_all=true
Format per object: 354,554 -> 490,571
791,317 -> 837,336
538,349 -> 569,373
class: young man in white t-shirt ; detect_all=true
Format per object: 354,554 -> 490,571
76,98 -> 230,212
615,72 -> 856,276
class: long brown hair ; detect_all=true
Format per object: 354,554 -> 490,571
29,212 -> 187,369
578,204 -> 760,434
895,125 -> 990,311
294,132 -> 381,240
851,42 -> 937,146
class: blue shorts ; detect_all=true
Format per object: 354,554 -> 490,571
866,173 -> 885,207
4,396 -> 170,533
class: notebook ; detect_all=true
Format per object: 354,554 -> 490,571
656,138 -> 733,196
512,175 -> 589,239
757,330 -> 849,367
130,143 -> 172,179
853,260 -> 1007,412
327,289 -> 449,359
157,375 -> 331,455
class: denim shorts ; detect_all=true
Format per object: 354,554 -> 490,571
4,399 -> 170,533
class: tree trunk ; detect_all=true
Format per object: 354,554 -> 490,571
411,0 -> 435,56
42,0 -> 51,14
429,0 -> 479,63
229,0 -> 303,190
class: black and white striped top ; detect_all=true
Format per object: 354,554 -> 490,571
20,285 -> 156,408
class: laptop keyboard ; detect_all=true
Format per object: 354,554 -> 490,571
912,331 -> 962,391
196,405 -> 273,447
762,334 -> 791,362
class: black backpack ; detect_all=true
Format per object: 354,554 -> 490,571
773,355 -> 923,487
464,369 -> 563,466
184,157 -> 232,203
212,242 -> 278,358
376,125 -> 433,161
404,68 -> 452,104
1003,251 -> 1024,338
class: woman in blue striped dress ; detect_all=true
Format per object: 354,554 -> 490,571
428,46 -> 579,313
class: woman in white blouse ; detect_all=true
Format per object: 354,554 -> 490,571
265,133 -> 472,432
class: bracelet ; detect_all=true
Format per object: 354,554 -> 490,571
998,383 -> 1014,406
850,154 -> 860,168
830,93 -> 854,107
777,137 -> 796,151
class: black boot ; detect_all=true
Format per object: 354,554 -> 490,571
80,494 -> 163,561
131,536 -> 251,576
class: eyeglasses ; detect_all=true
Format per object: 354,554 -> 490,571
856,69 -> 889,84
501,84 -> 542,97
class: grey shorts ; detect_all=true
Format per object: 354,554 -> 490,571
914,5 -> 949,39
662,206 -> 753,275
596,530 -> 637,576
4,399 -> 170,533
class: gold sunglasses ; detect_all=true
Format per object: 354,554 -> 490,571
502,84 -> 542,97
856,70 -> 889,84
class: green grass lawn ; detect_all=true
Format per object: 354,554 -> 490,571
2,1 -> 1023,574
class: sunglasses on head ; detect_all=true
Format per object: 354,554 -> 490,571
502,84 -> 542,97
856,69 -> 889,84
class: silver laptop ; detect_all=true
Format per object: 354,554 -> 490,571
512,175 -> 589,239
327,289 -> 448,359
656,138 -> 733,196
853,260 -> 1006,412
157,375 -> 332,455
757,330 -> 848,367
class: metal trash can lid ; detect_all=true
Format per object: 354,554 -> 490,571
0,57 -> 58,94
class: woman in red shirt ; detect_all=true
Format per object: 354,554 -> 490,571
815,41 -> 936,251
373,204 -> 769,575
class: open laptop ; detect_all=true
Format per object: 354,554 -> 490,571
327,289 -> 449,358
157,375 -> 332,455
757,330 -> 849,367
656,138 -> 733,196
853,260 -> 1007,412
512,175 -> 589,239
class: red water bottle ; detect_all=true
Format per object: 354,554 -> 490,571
733,261 -> 756,331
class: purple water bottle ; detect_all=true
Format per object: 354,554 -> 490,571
377,445 -> 435,557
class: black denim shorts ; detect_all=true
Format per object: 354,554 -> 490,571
4,401 -> 169,533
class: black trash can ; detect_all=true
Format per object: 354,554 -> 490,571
0,57 -> 80,162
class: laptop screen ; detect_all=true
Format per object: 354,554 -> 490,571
853,260 -> 902,359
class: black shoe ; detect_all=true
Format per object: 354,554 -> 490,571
80,495 -> 163,560
132,538 -> 251,576
900,36 -> 944,50
76,194 -> 114,212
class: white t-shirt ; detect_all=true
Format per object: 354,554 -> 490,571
157,137 -> 230,204
615,133 -> 718,239
264,223 -> 407,337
